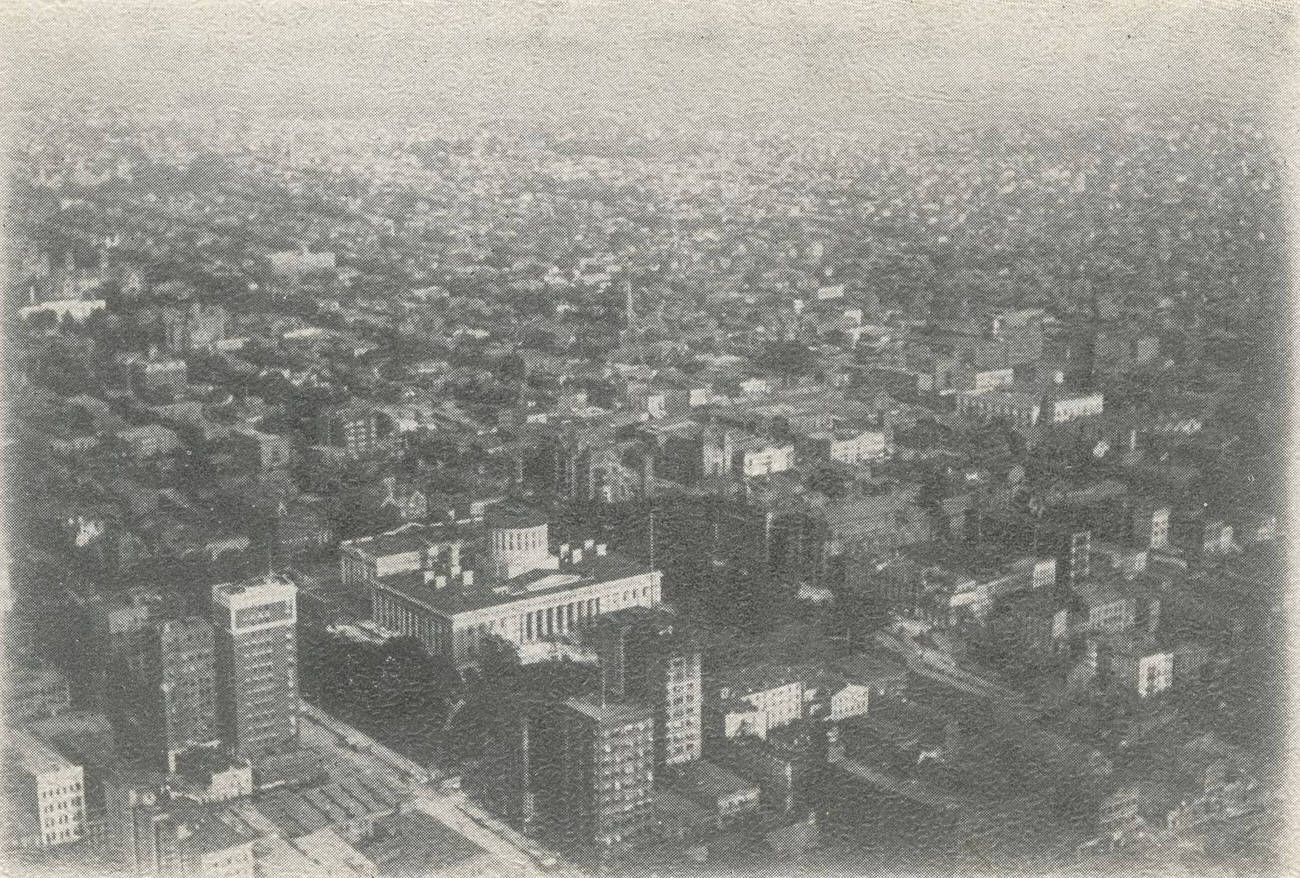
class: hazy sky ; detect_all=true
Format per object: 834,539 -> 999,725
4,0 -> 1295,132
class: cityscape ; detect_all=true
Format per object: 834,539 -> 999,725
2,2 -> 1293,877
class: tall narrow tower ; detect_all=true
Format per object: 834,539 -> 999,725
211,575 -> 299,761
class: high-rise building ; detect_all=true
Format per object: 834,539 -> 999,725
211,576 -> 299,762
552,697 -> 655,848
591,607 -> 702,768
137,617 -> 219,772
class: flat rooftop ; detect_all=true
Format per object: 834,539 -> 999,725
342,522 -> 463,558
378,550 -> 655,616
486,504 -> 549,530
899,540 -> 1020,580
355,811 -> 487,875
212,572 -> 296,603
564,696 -> 654,727
8,727 -> 74,777
251,772 -> 406,839
671,758 -> 757,799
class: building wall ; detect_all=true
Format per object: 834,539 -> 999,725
814,431 -> 888,466
830,684 -> 871,721
34,765 -> 86,847
1049,393 -> 1105,424
10,663 -> 72,724
1137,652 -> 1174,698
968,368 -> 1015,394
212,581 -> 299,761
662,651 -> 703,766
559,706 -> 655,847
956,391 -> 1041,427
371,570 -> 663,667
724,681 -> 805,735
1083,598 -> 1137,635
739,445 -> 795,478
132,360 -> 189,393
153,618 -> 219,771
197,843 -> 256,878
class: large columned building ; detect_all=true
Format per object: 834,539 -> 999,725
365,508 -> 662,667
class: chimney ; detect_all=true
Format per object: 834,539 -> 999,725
461,570 -> 474,588
571,549 -> 583,565
584,539 -> 595,551
596,543 -> 607,556
449,543 -> 461,569
559,542 -> 570,560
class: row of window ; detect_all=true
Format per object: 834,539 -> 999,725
41,797 -> 82,815
39,782 -> 82,799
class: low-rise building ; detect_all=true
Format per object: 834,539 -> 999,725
955,388 -> 1043,427
316,405 -> 393,458
131,357 -> 190,394
1094,632 -> 1175,699
102,776 -> 262,878
715,665 -> 810,741
4,727 -> 86,849
801,429 -> 889,465
368,513 -> 662,667
228,427 -> 294,472
664,759 -> 760,827
116,424 -> 183,460
735,440 -> 795,478
1046,391 -> 1105,424
246,773 -> 406,844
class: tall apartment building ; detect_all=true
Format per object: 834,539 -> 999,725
590,607 -> 702,768
4,727 -> 86,848
211,576 -> 299,761
136,617 -> 220,772
549,697 -> 656,848
80,588 -> 160,710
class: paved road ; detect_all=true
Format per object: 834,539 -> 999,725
411,787 -> 587,878
298,702 -> 585,878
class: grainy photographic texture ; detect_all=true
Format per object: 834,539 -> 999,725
1,1 -> 1295,876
